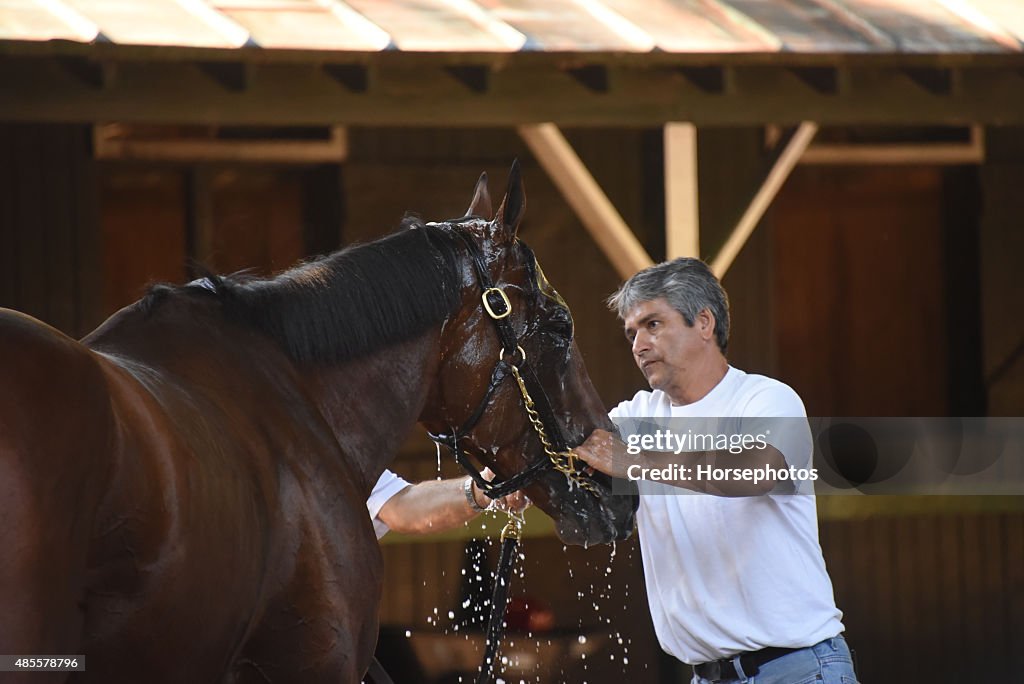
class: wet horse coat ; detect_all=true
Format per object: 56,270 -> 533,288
0,167 -> 637,683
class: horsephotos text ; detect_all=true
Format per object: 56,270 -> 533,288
623,430 -> 819,485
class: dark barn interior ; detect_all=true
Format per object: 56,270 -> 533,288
2,1 -> 1024,681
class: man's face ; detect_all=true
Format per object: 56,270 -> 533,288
622,297 -> 706,395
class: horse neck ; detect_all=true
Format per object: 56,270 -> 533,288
303,328 -> 442,497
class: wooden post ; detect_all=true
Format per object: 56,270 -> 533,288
664,122 -> 699,259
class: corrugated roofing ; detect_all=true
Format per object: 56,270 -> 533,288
208,0 -> 388,50
58,0 -> 242,47
1,0 -> 1022,53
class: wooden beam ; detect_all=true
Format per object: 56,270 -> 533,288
4,57 -> 1024,127
566,65 -> 609,93
801,144 -> 983,166
93,124 -> 349,163
57,57 -> 115,90
664,122 -> 699,259
444,64 -> 489,93
903,67 -> 954,96
323,63 -> 369,93
788,66 -> 839,95
198,61 -> 248,92
517,123 -> 653,280
711,122 -> 818,279
675,66 -> 726,94
775,123 -> 985,165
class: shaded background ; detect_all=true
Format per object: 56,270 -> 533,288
3,122 -> 1020,682
2,1 -> 1024,680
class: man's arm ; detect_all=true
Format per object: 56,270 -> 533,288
377,471 -> 528,535
574,429 -> 786,497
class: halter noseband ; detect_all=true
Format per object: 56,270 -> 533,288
425,222 -> 598,500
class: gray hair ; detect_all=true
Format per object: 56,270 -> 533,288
607,257 -> 730,353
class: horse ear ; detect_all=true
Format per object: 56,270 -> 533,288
466,172 -> 492,218
493,159 -> 525,242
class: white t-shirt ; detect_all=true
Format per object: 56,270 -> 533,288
610,366 -> 844,664
367,469 -> 411,539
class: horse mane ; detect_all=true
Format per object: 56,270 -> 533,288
144,220 -> 466,365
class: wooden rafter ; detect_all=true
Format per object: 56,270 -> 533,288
711,122 -> 818,279
517,123 -> 653,280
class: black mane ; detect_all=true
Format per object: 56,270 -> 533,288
157,222 -> 467,364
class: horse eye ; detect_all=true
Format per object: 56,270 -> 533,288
547,313 -> 574,340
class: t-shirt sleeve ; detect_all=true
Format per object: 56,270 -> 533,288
609,390 -> 653,437
740,381 -> 813,470
367,469 -> 412,539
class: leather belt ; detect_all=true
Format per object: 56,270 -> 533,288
693,646 -> 799,681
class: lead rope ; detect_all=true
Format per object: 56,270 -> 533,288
471,356 -> 596,683
472,353 -> 599,684
475,510 -> 524,684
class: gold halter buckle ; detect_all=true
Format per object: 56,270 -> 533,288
482,287 -> 512,320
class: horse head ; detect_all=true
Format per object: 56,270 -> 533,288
420,161 -> 639,546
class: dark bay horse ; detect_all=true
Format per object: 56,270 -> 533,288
0,163 -> 637,683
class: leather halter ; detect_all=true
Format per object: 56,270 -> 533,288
425,222 -> 585,500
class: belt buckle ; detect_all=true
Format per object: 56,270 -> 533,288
704,661 -> 722,681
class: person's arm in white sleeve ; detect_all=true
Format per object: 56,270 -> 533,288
370,468 -> 529,537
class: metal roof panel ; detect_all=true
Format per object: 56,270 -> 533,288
942,0 -> 1024,48
599,0 -> 779,53
60,0 -> 243,47
209,0 -> 390,50
0,0 -> 99,41
341,0 -> 525,52
476,0 -> 652,51
720,0 -> 894,52
1,0 -> 1022,55
838,0 -> 1011,53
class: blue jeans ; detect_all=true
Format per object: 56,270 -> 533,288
690,635 -> 858,684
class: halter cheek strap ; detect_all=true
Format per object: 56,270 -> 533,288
425,224 -> 597,500
427,354 -> 551,499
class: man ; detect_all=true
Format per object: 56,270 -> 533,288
368,468 -> 527,538
574,258 -> 856,684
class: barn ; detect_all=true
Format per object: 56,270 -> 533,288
2,0 -> 1023,681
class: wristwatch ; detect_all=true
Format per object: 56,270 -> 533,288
464,476 -> 488,513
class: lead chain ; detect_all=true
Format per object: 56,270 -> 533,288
508,362 -> 601,496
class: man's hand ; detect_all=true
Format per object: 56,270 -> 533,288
575,429 -> 790,496
473,467 -> 531,514
572,429 -> 635,480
